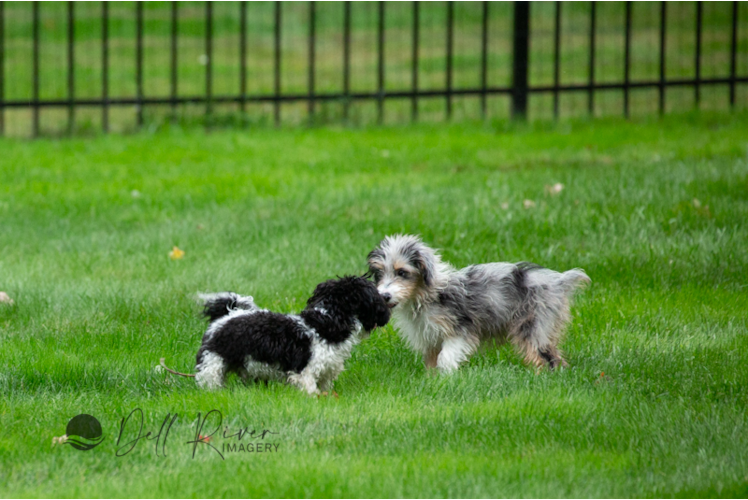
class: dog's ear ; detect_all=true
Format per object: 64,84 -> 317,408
367,248 -> 384,265
356,280 -> 391,331
305,280 -> 332,310
305,278 -> 361,343
411,250 -> 435,287
367,248 -> 385,282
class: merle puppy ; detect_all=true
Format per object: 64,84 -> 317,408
368,234 -> 590,373
194,276 -> 390,395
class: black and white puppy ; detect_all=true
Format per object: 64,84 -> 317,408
194,276 -> 390,395
368,234 -> 590,373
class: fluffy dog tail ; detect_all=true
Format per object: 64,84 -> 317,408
558,269 -> 591,295
198,292 -> 257,322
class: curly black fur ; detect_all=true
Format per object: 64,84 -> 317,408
302,275 -> 390,343
196,275 -> 390,379
201,292 -> 256,323
197,311 -> 312,373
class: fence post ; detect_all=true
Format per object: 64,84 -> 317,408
445,1 -> 454,119
343,2 -> 351,122
511,1 -> 530,120
308,1 -> 315,123
588,1 -> 596,116
480,2 -> 488,119
730,1 -> 738,108
0,1 -> 4,136
171,2 -> 178,122
377,1 -> 385,125
553,2 -> 561,119
239,2 -> 246,118
67,1 -> 75,134
102,1 -> 108,132
624,1 -> 631,118
695,0 -> 702,108
274,2 -> 281,127
411,1 -> 419,121
136,2 -> 143,127
205,1 -> 212,123
659,1 -> 666,115
32,2 -> 39,137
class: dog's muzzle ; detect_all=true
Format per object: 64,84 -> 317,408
381,292 -> 398,309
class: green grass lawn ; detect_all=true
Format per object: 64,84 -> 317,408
2,113 -> 748,497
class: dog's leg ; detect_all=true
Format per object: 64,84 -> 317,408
423,346 -> 442,370
511,320 -> 567,371
194,351 -> 227,390
287,372 -> 320,396
319,376 -> 334,393
535,345 -> 566,371
436,336 -> 478,373
237,368 -> 250,385
317,366 -> 335,393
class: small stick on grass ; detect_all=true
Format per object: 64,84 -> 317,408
160,358 -> 195,378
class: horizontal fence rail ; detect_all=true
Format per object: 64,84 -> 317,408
0,1 -> 745,137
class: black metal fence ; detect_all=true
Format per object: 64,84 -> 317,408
0,1 -> 745,137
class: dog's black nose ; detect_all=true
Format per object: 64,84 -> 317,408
382,292 -> 392,302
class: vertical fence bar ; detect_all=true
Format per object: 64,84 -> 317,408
239,1 -> 247,116
205,1 -> 212,122
480,2 -> 488,119
32,2 -> 39,137
102,1 -> 108,132
67,2 -> 75,134
411,1 -> 419,121
171,2 -> 178,122
511,1 -> 529,120
274,2 -> 281,126
659,1 -> 666,115
343,2 -> 351,121
308,1 -> 315,123
446,1 -> 454,119
377,1 -> 385,124
136,2 -> 143,127
695,0 -> 702,108
553,2 -> 561,119
730,1 -> 738,108
0,1 -> 4,136
623,1 -> 631,118
588,1 -> 596,116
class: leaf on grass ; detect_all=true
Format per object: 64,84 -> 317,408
595,371 -> 612,385
169,246 -> 185,260
545,183 -> 564,195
